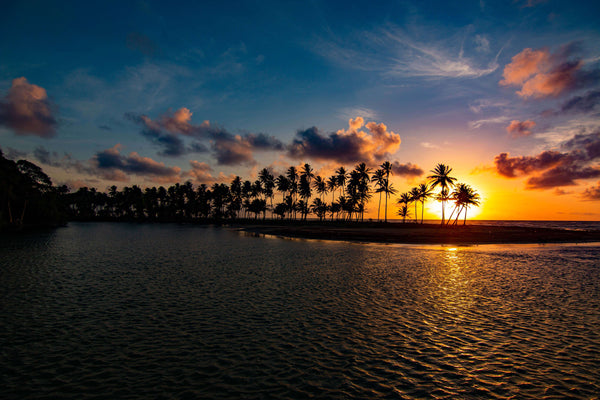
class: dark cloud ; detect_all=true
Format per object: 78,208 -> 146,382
392,161 -> 424,177
99,124 -> 112,131
526,165 -> 600,189
93,144 -> 181,182
494,151 -> 566,178
560,90 -> 600,114
128,108 -> 282,164
0,77 -> 57,137
581,182 -> 600,200
287,118 -> 401,164
491,130 -> 600,190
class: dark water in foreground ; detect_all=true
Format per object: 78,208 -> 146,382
1,223 -> 599,399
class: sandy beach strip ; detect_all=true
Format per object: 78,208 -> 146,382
236,222 -> 600,245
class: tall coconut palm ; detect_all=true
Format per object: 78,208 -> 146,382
397,192 -> 412,222
336,167 -> 348,196
448,183 -> 481,225
275,175 -> 289,203
313,175 -> 327,202
428,164 -> 457,225
381,161 -> 393,222
259,168 -> 275,218
417,183 -> 434,224
409,186 -> 421,223
327,175 -> 338,203
372,169 -> 385,221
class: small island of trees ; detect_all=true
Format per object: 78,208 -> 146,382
1,148 -> 481,230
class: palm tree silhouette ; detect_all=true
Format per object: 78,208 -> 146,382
372,168 -> 385,221
336,167 -> 348,197
409,186 -> 421,223
427,164 -> 457,225
380,161 -> 393,222
416,183 -> 433,224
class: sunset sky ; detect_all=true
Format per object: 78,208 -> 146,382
1,0 -> 599,220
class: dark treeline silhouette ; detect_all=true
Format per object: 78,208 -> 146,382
0,150 -> 68,230
1,151 -> 481,229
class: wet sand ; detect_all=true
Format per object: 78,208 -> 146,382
238,222 -> 600,245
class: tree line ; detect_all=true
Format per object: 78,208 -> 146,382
1,149 -> 480,229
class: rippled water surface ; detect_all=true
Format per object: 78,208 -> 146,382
1,223 -> 599,399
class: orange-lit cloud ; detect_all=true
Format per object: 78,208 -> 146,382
0,77 -> 57,137
500,44 -> 587,98
506,120 -> 536,137
582,181 -> 600,200
129,108 -> 282,164
288,118 -> 401,164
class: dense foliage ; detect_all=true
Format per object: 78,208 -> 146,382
1,154 -> 480,228
0,150 -> 68,229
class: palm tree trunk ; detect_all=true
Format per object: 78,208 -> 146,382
421,200 -> 425,224
463,208 -> 467,225
384,193 -> 388,222
377,192 -> 382,222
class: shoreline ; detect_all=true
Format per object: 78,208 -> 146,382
236,222 -> 600,245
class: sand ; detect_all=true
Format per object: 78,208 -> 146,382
236,221 -> 600,245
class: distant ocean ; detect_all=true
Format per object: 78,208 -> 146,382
386,219 -> 600,231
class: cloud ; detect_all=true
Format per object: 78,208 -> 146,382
315,25 -> 500,80
93,144 -> 181,183
128,108 -> 282,164
491,130 -> 600,189
288,118 -> 401,164
392,161 -> 424,177
474,35 -> 490,53
494,151 -> 566,178
0,77 -> 57,137
581,182 -> 600,200
560,90 -> 600,114
1,146 -> 27,160
500,43 -> 597,98
506,120 -> 536,137
186,160 -> 235,184
469,116 -> 509,129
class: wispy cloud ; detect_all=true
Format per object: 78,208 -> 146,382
469,116 -> 510,129
314,24 -> 502,80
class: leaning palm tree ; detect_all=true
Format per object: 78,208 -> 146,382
428,164 -> 457,225
448,183 -> 481,225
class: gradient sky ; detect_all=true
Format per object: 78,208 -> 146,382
1,0 -> 600,220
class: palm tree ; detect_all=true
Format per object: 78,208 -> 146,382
259,168 -> 275,218
415,183 -> 433,224
327,175 -> 338,203
448,183 -> 481,225
275,175 -> 290,203
409,186 -> 421,223
397,192 -> 412,222
428,164 -> 457,225
336,167 -> 348,197
380,161 -> 393,222
397,205 -> 410,223
372,169 -> 385,221
313,175 -> 327,202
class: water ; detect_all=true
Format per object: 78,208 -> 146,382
1,222 -> 599,399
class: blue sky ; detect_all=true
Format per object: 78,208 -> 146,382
1,0 -> 600,218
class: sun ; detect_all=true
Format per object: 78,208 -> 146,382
425,187 -> 486,221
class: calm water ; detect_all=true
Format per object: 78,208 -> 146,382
1,223 -> 599,399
